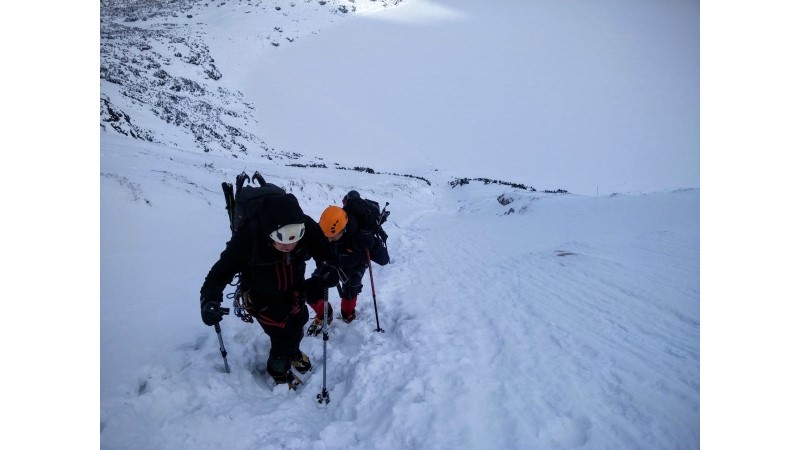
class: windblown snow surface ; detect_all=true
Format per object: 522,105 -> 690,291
100,135 -> 699,450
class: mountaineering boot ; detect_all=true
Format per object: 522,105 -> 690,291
306,313 -> 332,336
267,357 -> 302,389
307,300 -> 333,336
343,310 -> 356,323
341,296 -> 357,323
266,357 -> 291,383
291,352 -> 312,374
268,369 -> 294,385
341,310 -> 356,323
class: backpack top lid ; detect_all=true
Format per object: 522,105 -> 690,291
341,190 -> 381,232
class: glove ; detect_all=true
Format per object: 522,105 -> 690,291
201,299 -> 225,326
356,230 -> 375,248
313,264 -> 339,288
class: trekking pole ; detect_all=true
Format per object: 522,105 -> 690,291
214,307 -> 231,373
316,287 -> 331,404
366,250 -> 385,333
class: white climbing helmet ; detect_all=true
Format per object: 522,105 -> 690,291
269,223 -> 306,244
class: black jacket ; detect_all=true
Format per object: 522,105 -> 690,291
200,214 -> 333,318
330,216 -> 390,270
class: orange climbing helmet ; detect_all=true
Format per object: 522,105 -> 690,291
319,205 -> 348,238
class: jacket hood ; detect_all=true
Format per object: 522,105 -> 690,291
258,194 -> 305,237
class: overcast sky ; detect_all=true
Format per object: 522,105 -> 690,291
245,0 -> 699,195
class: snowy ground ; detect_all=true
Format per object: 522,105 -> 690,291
99,132 -> 699,449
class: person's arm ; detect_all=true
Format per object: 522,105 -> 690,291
367,232 -> 390,266
199,229 -> 250,325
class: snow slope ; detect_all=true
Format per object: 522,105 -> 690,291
242,0 -> 699,195
100,133 -> 698,449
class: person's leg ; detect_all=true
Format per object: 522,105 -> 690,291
262,325 -> 293,381
305,275 -> 333,324
340,266 -> 366,322
257,306 -> 311,381
286,306 -> 311,373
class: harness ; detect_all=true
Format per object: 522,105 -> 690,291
227,252 -> 301,326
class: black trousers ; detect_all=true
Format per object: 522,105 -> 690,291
252,304 -> 309,373
305,264 -> 368,303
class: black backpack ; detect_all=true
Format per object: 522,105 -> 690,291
220,171 -> 298,324
342,190 -> 390,241
222,171 -> 287,235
